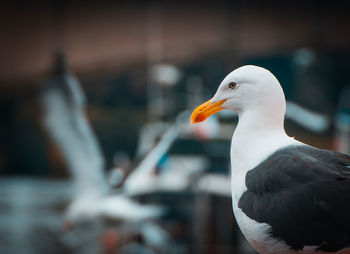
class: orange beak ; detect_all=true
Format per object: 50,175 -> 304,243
190,99 -> 226,124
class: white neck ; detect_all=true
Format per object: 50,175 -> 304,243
237,106 -> 285,133
230,108 -> 298,205
230,107 -> 297,177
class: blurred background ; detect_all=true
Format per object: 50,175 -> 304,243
1,0 -> 350,253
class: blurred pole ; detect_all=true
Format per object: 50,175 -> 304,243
150,64 -> 181,120
225,0 -> 240,60
335,85 -> 350,154
146,3 -> 163,121
52,0 -> 68,55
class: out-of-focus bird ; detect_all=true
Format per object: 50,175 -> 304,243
40,55 -> 164,226
191,65 -> 350,254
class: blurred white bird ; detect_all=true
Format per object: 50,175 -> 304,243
41,56 -> 164,225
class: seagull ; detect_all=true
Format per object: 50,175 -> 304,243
190,65 -> 350,254
41,55 -> 164,227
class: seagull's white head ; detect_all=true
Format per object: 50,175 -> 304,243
191,65 -> 286,127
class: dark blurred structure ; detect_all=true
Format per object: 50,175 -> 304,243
1,0 -> 350,254
335,85 -> 350,154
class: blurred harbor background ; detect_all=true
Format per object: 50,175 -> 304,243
1,0 -> 350,253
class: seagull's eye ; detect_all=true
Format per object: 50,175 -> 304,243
228,82 -> 237,89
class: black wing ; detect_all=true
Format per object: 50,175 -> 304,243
238,145 -> 350,252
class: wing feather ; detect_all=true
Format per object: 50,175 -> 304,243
239,145 -> 350,252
